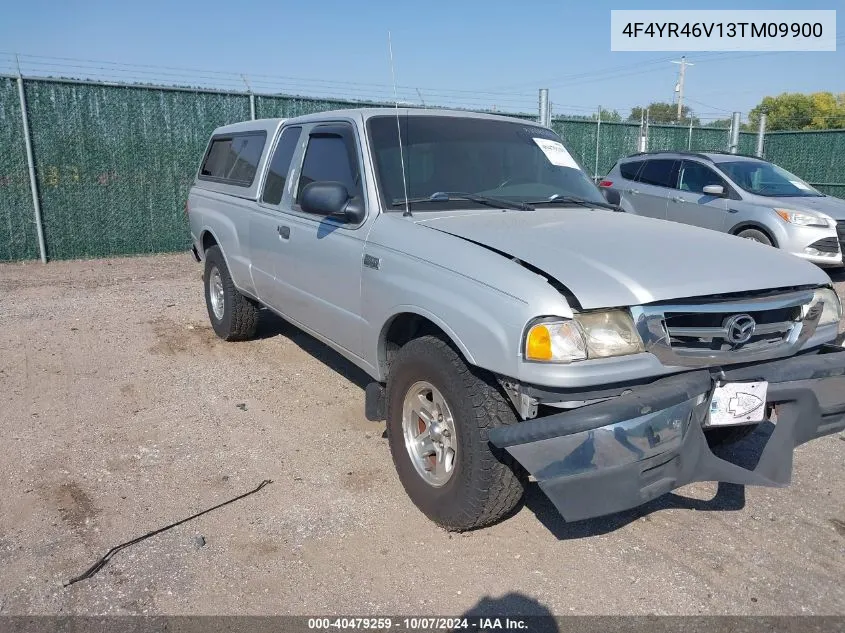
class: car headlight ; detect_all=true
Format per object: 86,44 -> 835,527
812,287 -> 842,326
774,209 -> 832,227
524,310 -> 644,363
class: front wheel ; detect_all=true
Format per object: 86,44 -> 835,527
736,228 -> 773,247
386,335 -> 525,531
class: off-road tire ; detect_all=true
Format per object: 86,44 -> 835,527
736,228 -> 773,247
704,424 -> 756,448
386,335 -> 525,531
203,246 -> 260,341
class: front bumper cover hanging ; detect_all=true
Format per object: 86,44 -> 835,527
489,345 -> 845,523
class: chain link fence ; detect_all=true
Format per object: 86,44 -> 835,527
0,77 -> 39,261
763,130 -> 845,199
0,75 -> 843,262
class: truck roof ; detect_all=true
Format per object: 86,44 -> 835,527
210,107 -> 541,136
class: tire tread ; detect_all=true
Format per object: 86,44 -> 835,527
204,246 -> 260,341
387,335 -> 525,531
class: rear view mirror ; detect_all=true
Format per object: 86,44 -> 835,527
300,182 -> 366,223
601,188 -> 621,206
703,184 -> 724,196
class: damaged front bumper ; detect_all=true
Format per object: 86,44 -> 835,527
489,345 -> 845,522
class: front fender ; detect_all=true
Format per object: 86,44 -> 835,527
361,217 -> 572,382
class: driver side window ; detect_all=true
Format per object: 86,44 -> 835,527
678,161 -> 724,194
296,126 -> 362,214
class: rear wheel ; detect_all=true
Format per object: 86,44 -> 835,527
203,246 -> 260,341
736,228 -> 773,247
386,335 -> 525,531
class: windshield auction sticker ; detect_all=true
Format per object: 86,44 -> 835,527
533,138 -> 580,169
610,10 -> 836,51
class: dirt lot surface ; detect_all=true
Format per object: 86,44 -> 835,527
0,254 -> 844,617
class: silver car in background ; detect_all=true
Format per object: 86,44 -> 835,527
601,151 -> 844,267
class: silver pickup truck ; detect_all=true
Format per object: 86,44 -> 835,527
187,108 -> 845,531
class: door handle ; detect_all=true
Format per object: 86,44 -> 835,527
671,196 -> 686,203
626,188 -> 640,195
277,225 -> 290,239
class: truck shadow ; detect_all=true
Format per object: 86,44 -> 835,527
255,309 -> 371,391
459,592 -> 559,631
826,267 -> 845,283
523,423 -> 779,540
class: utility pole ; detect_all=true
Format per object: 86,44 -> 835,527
671,56 -> 693,122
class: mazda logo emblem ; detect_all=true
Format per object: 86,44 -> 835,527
724,314 -> 756,346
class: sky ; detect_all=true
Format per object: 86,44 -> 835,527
0,0 -> 842,122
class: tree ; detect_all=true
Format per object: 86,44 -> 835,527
627,102 -> 699,126
555,108 -> 621,122
703,118 -> 732,129
747,92 -> 845,131
593,108 -> 622,122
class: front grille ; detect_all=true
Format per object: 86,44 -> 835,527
837,221 -> 845,250
632,288 -> 821,368
808,237 -> 841,254
664,305 -> 800,352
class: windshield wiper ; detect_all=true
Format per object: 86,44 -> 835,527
391,191 -> 534,211
525,194 -> 619,211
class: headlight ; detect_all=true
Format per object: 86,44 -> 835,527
812,287 -> 842,326
524,320 -> 587,362
774,209 -> 832,227
524,310 -> 643,363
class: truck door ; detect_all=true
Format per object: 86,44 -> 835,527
249,126 -> 303,308
273,122 -> 368,358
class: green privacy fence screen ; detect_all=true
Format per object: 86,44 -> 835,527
552,119 -> 760,179
762,130 -> 845,200
23,81 -> 251,259
1,75 -> 844,261
0,78 -> 38,261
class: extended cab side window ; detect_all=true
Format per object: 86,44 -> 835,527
638,159 -> 678,188
261,126 -> 302,205
296,126 -> 362,213
200,132 -> 266,187
678,160 -> 726,194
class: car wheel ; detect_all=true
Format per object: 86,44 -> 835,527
737,228 -> 773,247
386,335 -> 525,530
203,245 -> 260,341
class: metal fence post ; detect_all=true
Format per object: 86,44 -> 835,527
594,105 -> 601,181
242,75 -> 256,120
728,111 -> 741,154
539,89 -> 550,127
755,113 -> 767,157
687,118 -> 693,150
16,74 -> 47,263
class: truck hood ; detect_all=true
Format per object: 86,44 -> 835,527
767,194 -> 845,221
416,208 -> 829,309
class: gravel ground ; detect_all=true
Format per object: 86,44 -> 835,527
0,254 -> 843,617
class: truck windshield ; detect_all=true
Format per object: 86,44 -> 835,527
717,160 -> 824,198
366,115 -> 607,211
